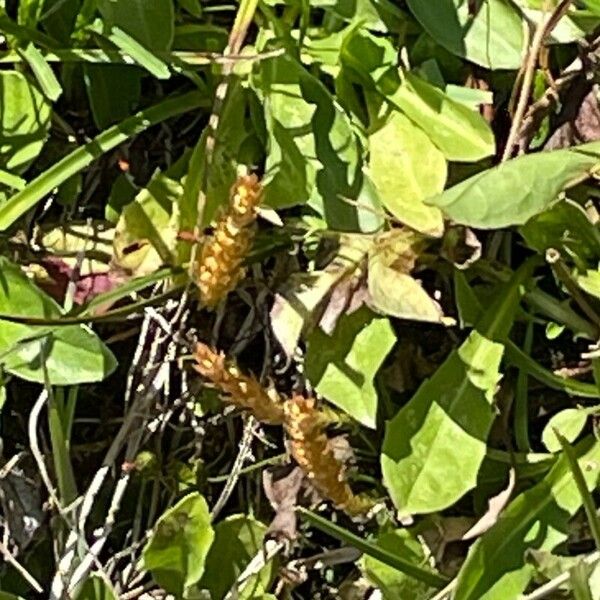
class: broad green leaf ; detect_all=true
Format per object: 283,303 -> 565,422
542,407 -> 598,453
382,330 -> 503,515
454,436 -> 600,600
0,90 -> 203,231
305,308 -> 396,428
390,72 -> 495,162
367,230 -> 453,324
252,52 -> 383,233
577,270 -> 600,300
369,111 -> 445,236
84,65 -> 142,129
340,30 -> 494,162
406,0 -> 524,69
318,0 -> 407,32
98,0 -> 174,51
197,514 -> 272,599
142,492 -> 215,597
0,71 -> 51,174
361,529 -> 436,599
75,574 -> 117,600
0,258 -> 117,385
381,263 -> 530,515
40,0 -> 80,43
427,142 -> 600,229
520,199 -> 600,261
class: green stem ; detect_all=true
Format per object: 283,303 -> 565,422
514,321 -> 533,452
207,453 -> 287,483
48,387 -> 78,505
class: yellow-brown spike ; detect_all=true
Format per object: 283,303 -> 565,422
195,174 -> 262,308
193,342 -> 285,425
283,395 -> 372,516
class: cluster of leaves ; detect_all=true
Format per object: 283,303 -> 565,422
3,0 -> 600,599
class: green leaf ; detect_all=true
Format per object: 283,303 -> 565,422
40,0 -> 81,43
98,0 -> 174,51
427,142 -> 600,229
197,514 -> 272,599
505,340 -> 600,398
305,307 -> 396,428
0,71 -> 51,174
542,407 -> 597,453
520,199 -> 600,260
369,111 -> 445,236
0,90 -> 202,231
18,42 -> 62,101
105,26 -> 170,79
75,574 -> 118,600
454,436 -> 600,600
390,72 -> 495,162
340,30 -> 494,162
142,493 -> 215,597
382,330 -> 503,515
252,52 -> 383,233
113,171 -> 182,276
571,561 -> 595,600
361,529 -> 436,599
84,64 -> 142,129
0,258 -> 117,385
577,270 -> 600,300
556,433 -> 600,551
405,0 -> 524,69
367,230 -> 453,324
381,263 -> 531,515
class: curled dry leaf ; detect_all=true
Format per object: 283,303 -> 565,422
544,84 -> 600,151
270,234 -> 372,359
28,222 -> 126,306
263,466 -> 305,544
461,468 -> 516,541
441,226 -> 482,270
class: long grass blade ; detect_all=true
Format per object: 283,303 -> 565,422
0,91 -> 203,231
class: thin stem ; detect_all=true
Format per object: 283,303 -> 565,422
502,0 -> 575,161
48,387 -> 78,505
514,320 -> 533,452
547,248 -> 600,333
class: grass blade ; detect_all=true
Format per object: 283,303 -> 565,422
297,507 -> 448,588
18,42 -> 62,101
556,432 -> 600,550
106,26 -> 170,79
0,90 -> 203,231
505,340 -> 600,398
